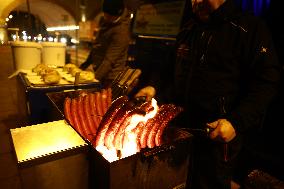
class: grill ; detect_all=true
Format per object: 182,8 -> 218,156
47,89 -> 193,189
89,138 -> 192,189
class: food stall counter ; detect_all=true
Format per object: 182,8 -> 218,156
16,72 -> 101,125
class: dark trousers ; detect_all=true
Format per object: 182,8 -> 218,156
186,135 -> 243,189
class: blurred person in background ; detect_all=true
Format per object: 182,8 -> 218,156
135,0 -> 281,188
80,0 -> 131,87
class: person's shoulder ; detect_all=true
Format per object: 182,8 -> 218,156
240,12 -> 264,24
232,11 -> 268,32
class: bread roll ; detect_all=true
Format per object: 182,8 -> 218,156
79,71 -> 95,82
32,63 -> 49,75
43,70 -> 61,84
63,63 -> 77,73
70,67 -> 82,77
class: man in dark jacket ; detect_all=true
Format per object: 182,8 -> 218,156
80,0 -> 131,87
135,0 -> 281,188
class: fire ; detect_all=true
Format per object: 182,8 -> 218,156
96,98 -> 159,162
96,145 -> 118,163
120,132 -> 138,159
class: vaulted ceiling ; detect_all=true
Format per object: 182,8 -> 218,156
12,0 -> 102,27
3,0 -> 140,27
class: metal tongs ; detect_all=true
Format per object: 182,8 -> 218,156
179,127 -> 215,138
111,68 -> 142,99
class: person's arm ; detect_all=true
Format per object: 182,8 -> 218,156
79,48 -> 94,70
207,19 -> 281,143
226,19 -> 281,135
95,30 -> 130,81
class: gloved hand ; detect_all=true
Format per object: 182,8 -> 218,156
135,86 -> 156,101
79,62 -> 88,70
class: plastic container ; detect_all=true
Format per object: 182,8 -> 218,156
41,42 -> 66,67
10,41 -> 42,70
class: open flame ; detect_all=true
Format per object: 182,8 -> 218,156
96,98 -> 159,162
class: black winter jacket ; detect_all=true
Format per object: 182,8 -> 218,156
80,9 -> 131,83
170,0 -> 281,134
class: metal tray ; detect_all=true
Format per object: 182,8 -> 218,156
10,120 -> 88,168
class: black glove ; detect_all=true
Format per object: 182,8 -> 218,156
79,62 -> 89,70
79,49 -> 94,70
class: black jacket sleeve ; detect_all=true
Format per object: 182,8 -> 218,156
79,48 -> 94,70
227,19 -> 281,133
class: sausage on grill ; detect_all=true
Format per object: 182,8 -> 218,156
113,101 -> 151,149
95,95 -> 129,147
107,87 -> 112,108
146,104 -> 173,148
113,108 -> 146,150
104,102 -> 134,149
94,92 -> 104,116
64,97 -> 74,126
139,118 -> 155,149
155,106 -> 183,146
70,98 -> 84,136
101,89 -> 109,115
78,96 -> 92,140
89,93 -> 100,130
133,121 -> 145,151
83,95 -> 97,137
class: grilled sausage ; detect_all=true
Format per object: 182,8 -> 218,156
137,101 -> 160,149
95,95 -> 129,147
107,87 -> 112,108
112,101 -> 151,150
155,106 -> 183,146
146,104 -> 173,148
89,93 -> 100,129
64,97 -> 74,126
70,98 -> 84,136
94,92 -> 104,116
83,95 -> 97,137
118,101 -> 153,149
104,102 -> 134,149
113,108 -> 146,150
133,121 -> 145,151
139,118 -> 155,149
78,96 -> 92,141
101,88 -> 108,115
139,105 -> 165,149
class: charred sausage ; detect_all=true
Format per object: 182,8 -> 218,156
155,106 -> 183,146
139,118 -> 155,149
104,102 -> 134,149
113,108 -> 146,150
119,101 -> 153,150
146,105 -> 172,148
95,95 -> 129,147
133,121 -> 145,151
